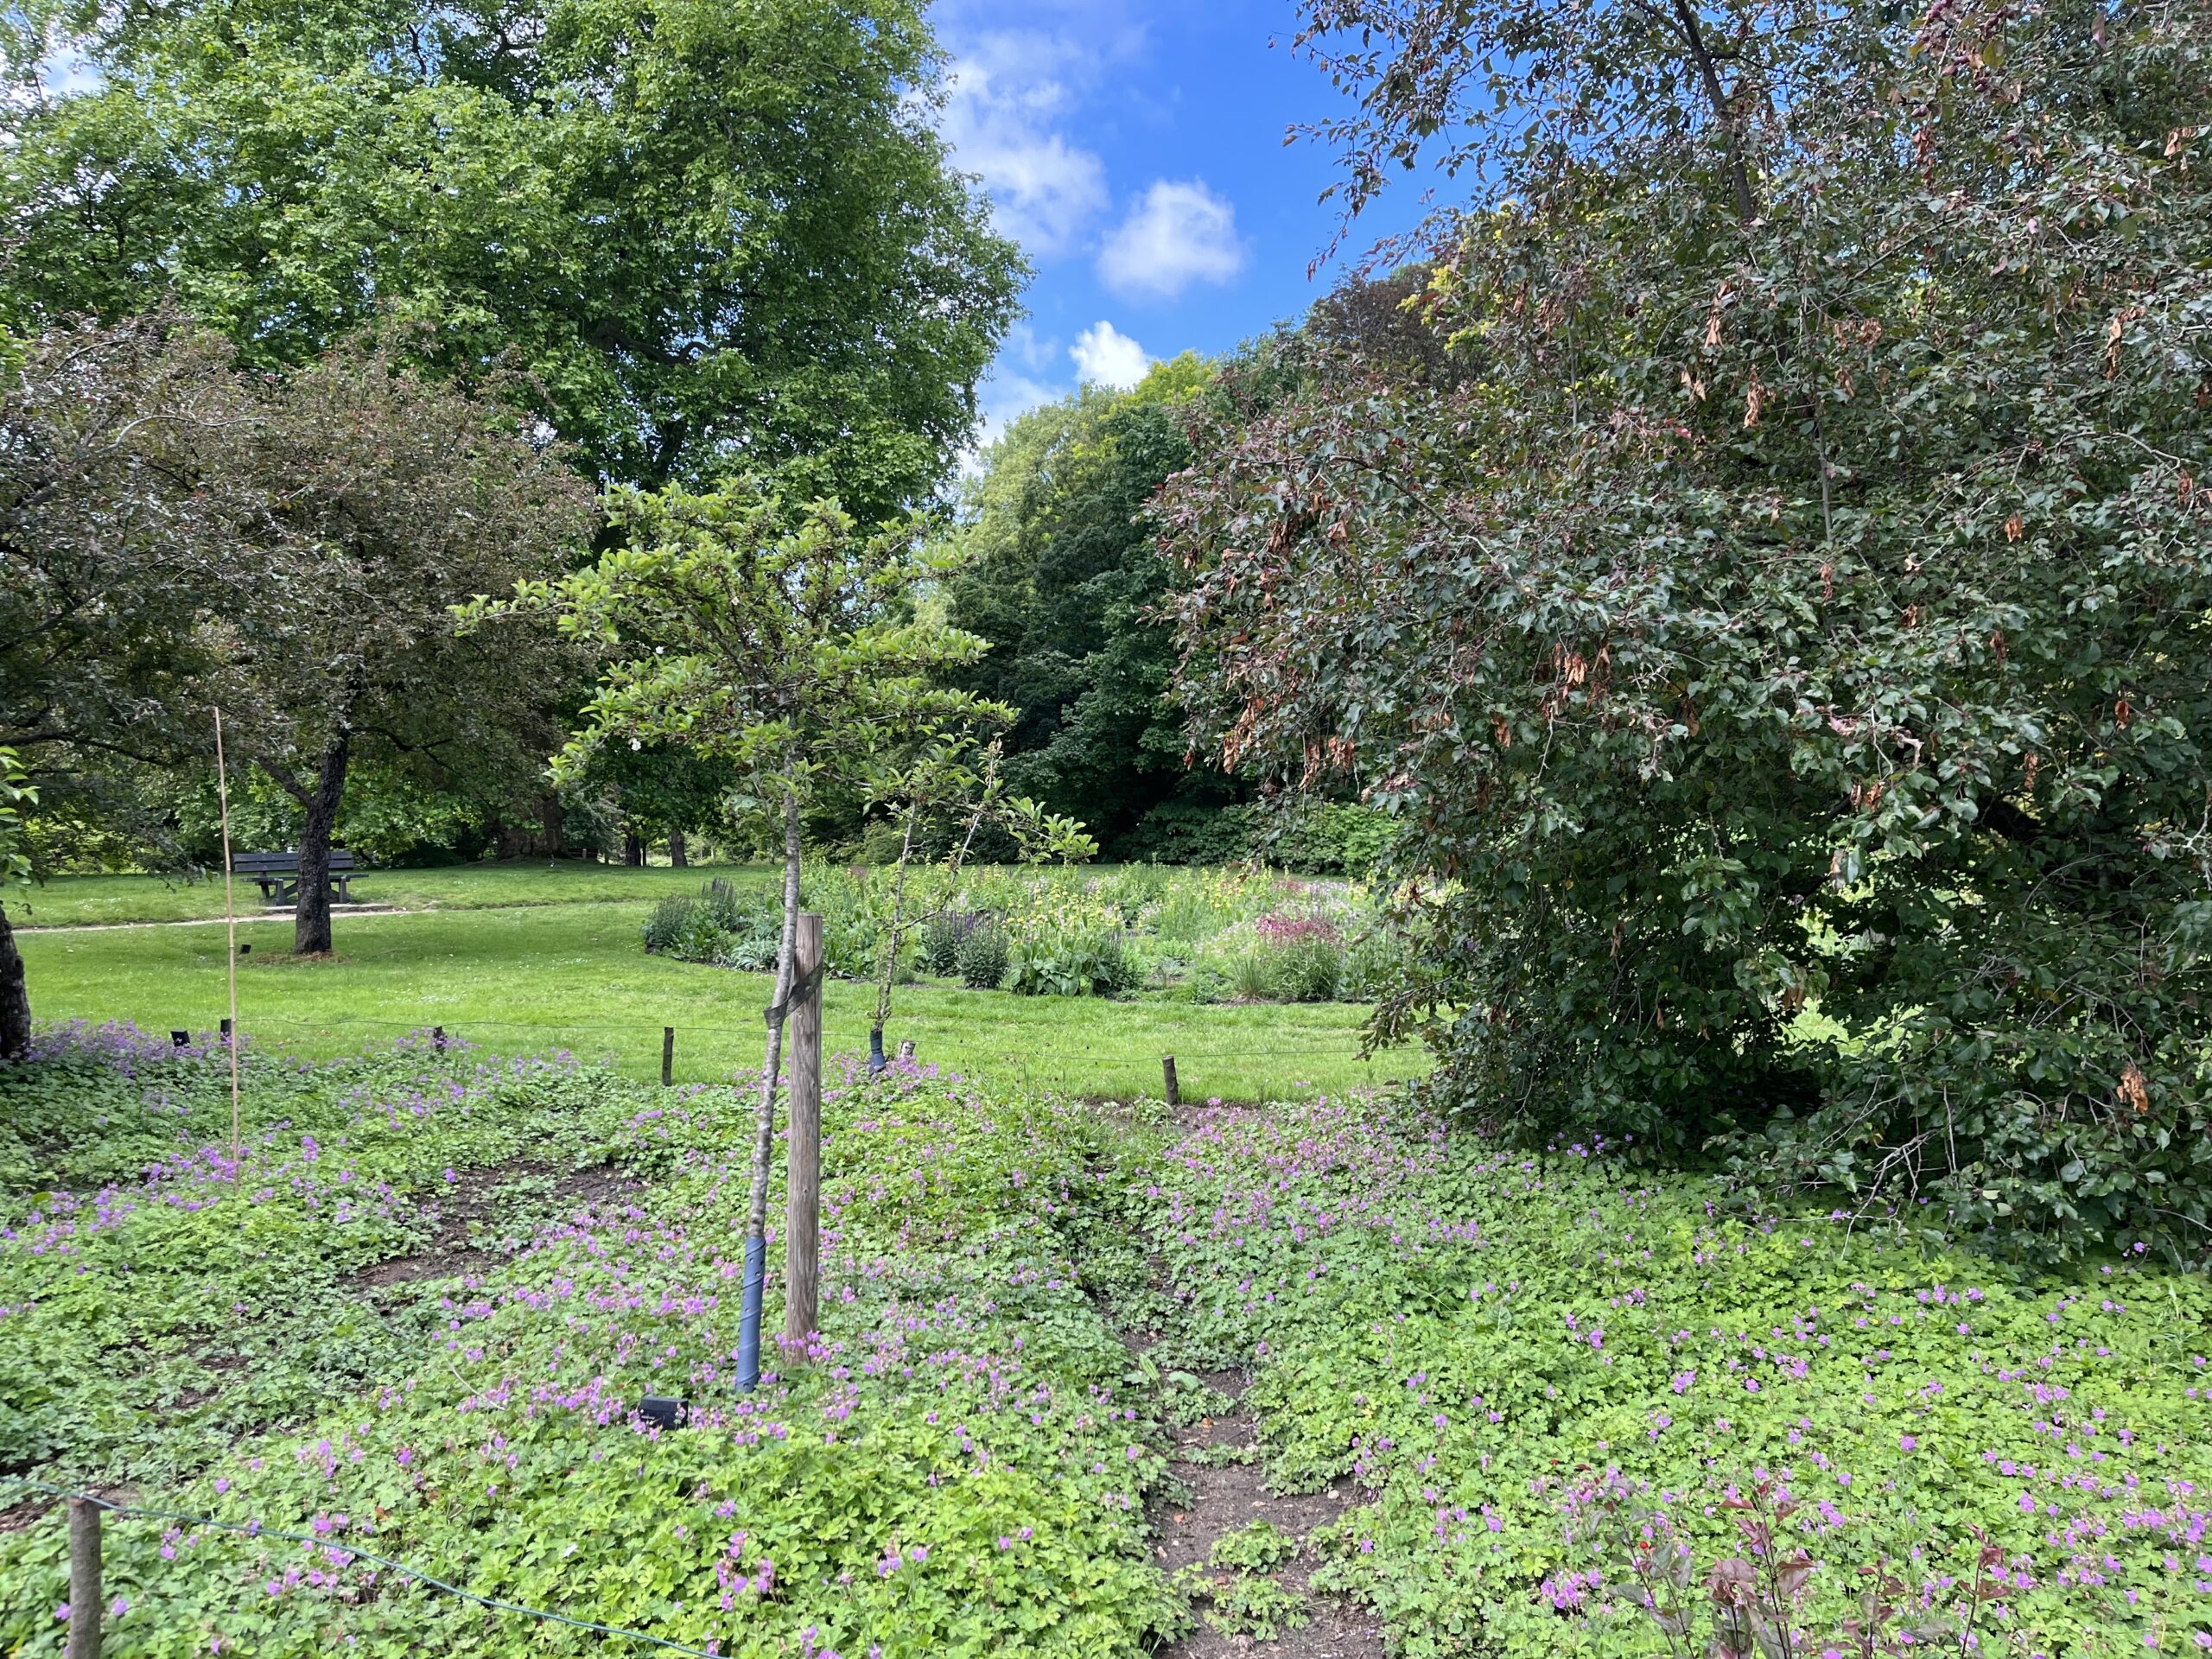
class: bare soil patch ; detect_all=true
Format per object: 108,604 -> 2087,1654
355,1159 -> 642,1288
1124,1100 -> 1387,1658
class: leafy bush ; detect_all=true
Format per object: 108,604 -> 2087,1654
1112,802 -> 1258,867
956,921 -> 1009,988
1268,802 -> 1395,878
919,910 -> 988,976
1160,5 -> 2212,1260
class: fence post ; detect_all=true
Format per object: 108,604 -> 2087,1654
431,1025 -> 446,1052
783,912 -> 823,1351
1162,1053 -> 1179,1107
661,1026 -> 675,1087
67,1497 -> 100,1659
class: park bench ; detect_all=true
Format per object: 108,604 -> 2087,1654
232,849 -> 360,906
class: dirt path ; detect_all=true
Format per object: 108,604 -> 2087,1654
1129,1105 -> 1387,1658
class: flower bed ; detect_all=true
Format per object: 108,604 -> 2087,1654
1135,1093 -> 2212,1656
0,1030 -> 1180,1656
641,863 -> 1408,1004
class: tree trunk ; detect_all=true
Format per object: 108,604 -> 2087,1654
669,830 -> 688,868
0,901 -> 29,1061
624,830 -> 645,868
871,809 -> 918,1060
539,792 -> 564,858
293,732 -> 351,956
735,786 -> 804,1390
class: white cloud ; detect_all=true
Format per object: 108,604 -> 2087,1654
940,35 -> 1109,259
1096,179 -> 1246,302
1001,320 -> 1060,374
1071,321 -> 1150,390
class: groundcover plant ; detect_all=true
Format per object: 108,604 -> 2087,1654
0,1024 -> 1179,1656
7,1029 -> 2208,1656
1134,1096 -> 2212,1656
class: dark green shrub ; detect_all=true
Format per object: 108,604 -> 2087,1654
920,911 -> 985,976
1112,801 -> 1258,866
642,893 -> 696,954
956,922 -> 1008,989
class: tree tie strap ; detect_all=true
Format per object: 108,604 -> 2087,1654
763,960 -> 824,1026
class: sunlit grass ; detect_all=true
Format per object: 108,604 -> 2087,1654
16,896 -> 1423,1101
7,860 -> 774,926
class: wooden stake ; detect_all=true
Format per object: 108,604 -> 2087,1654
66,1497 -> 100,1659
213,709 -> 242,1179
783,912 -> 823,1351
662,1025 -> 675,1087
1162,1053 -> 1179,1107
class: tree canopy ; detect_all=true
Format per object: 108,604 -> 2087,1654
1,0 -> 1023,510
1163,0 -> 2212,1259
941,354 -> 1218,852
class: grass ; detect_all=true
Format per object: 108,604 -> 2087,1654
16,898 -> 1422,1102
6,861 -> 763,927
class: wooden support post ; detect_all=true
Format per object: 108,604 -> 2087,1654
1162,1053 -> 1179,1107
783,913 -> 823,1351
67,1497 -> 100,1659
662,1025 -> 676,1087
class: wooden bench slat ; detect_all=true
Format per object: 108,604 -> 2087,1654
231,850 -> 360,904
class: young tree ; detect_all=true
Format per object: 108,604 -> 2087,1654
1166,1 -> 2212,1259
0,0 -> 1022,510
470,482 -> 1008,1381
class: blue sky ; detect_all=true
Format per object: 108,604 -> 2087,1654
931,0 -> 1439,444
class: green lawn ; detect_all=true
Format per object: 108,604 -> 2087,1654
15,897 -> 1421,1101
6,860 -> 769,926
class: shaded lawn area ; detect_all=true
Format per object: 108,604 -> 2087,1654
5,860 -> 772,927
14,901 -> 1420,1102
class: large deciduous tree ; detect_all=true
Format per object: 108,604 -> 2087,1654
942,356 -> 1214,850
0,315 -> 276,1052
0,316 -> 593,982
1164,1 -> 2212,1259
219,345 -> 596,954
0,0 -> 1023,508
